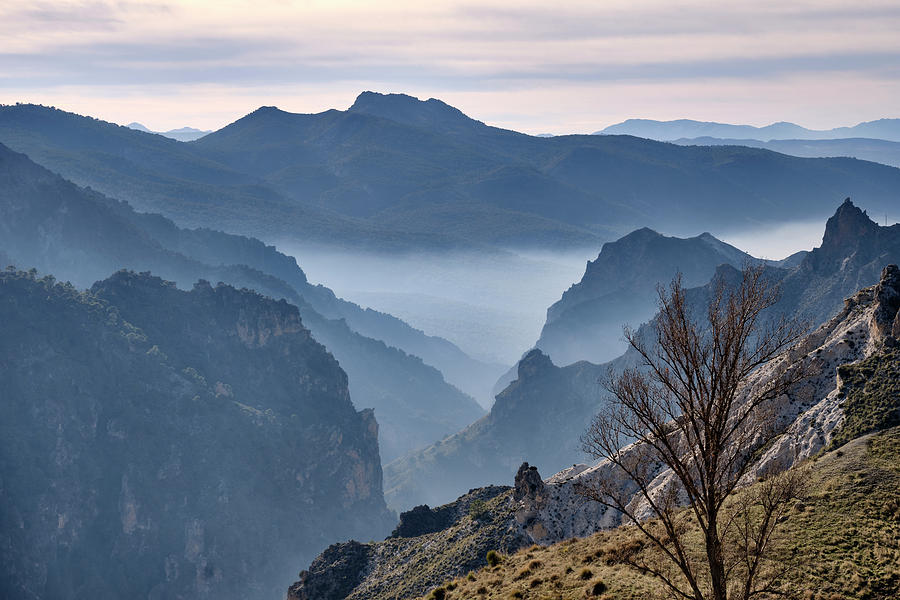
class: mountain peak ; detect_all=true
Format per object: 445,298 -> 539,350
821,198 -> 879,250
516,348 -> 555,381
250,105 -> 283,116
620,226 -> 662,241
347,91 -> 485,133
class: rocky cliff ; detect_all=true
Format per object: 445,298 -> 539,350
0,269 -> 394,600
536,229 -> 753,366
509,263 -> 900,544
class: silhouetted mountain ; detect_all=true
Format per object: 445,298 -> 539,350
385,200 -> 900,510
3,98 -> 900,251
125,122 -> 211,141
598,117 -> 900,142
348,91 -> 488,136
383,349 -> 605,509
776,199 -> 900,323
673,136 -> 900,169
126,121 -> 152,132
536,229 -> 753,366
0,269 -> 394,600
0,143 -> 485,462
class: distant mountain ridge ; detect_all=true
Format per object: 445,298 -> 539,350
2,97 -> 900,251
126,121 -> 211,141
598,117 -> 900,142
672,136 -> 900,169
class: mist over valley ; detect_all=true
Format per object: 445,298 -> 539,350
3,3 -> 900,599
288,246 -> 598,366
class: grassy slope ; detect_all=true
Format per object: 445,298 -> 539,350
419,427 -> 900,600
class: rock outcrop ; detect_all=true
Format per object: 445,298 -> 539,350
873,264 -> 900,342
288,485 -> 520,600
288,542 -> 374,600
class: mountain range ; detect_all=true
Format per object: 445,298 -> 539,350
597,117 -> 900,142
0,142 -> 490,462
2,95 -> 900,251
126,122 -> 211,142
3,90 -> 900,600
671,137 -> 900,169
383,200 -> 900,510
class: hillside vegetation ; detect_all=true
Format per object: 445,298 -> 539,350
417,428 -> 900,600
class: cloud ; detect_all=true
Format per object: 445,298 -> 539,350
1,1 -> 898,131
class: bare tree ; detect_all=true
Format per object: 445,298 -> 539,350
578,265 -> 810,600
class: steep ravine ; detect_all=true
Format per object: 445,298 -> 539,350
289,264 -> 900,600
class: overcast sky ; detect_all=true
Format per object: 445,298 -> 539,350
2,0 -> 899,133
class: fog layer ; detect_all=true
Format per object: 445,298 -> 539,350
286,247 -> 599,366
288,219 -> 846,373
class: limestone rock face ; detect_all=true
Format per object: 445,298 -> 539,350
811,198 -> 881,272
514,462 -> 546,503
0,270 -> 394,600
872,264 -> 900,342
512,263 -> 900,542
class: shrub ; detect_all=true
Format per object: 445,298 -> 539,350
476,587 -> 488,595
467,572 -> 476,581
580,568 -> 593,580
528,559 -> 543,570
509,591 -> 524,599
486,550 -> 502,567
427,586 -> 446,600
530,577 -> 543,588
591,580 -> 608,595
469,499 -> 489,521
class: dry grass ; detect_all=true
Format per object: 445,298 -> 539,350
417,427 -> 900,600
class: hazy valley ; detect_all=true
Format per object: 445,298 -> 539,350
3,5 -> 900,597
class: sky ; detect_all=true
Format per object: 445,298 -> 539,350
1,1 -> 899,134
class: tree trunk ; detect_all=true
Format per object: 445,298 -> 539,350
706,511 -> 727,600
